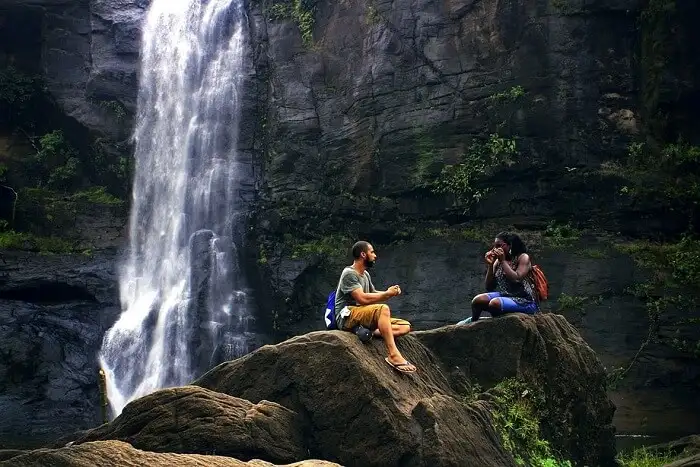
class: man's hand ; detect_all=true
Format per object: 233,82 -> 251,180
387,285 -> 402,297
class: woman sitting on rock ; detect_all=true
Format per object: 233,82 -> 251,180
459,231 -> 539,324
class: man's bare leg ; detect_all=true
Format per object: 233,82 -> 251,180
373,323 -> 411,338
377,305 -> 416,370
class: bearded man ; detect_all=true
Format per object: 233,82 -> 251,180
333,241 -> 415,373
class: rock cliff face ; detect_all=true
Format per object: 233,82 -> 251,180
1,0 -> 699,450
0,0 -> 143,139
0,249 -> 122,448
241,0 -> 700,440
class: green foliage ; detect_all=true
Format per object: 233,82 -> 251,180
91,137 -> 132,196
0,66 -> 44,125
489,379 -> 572,467
98,100 -> 126,121
365,4 -> 381,25
556,294 -> 587,313
31,130 -> 82,191
557,293 -> 603,316
0,229 -> 76,254
431,134 -> 517,208
70,186 -> 123,205
268,0 -> 315,46
607,141 -> 700,218
413,130 -> 438,184
489,86 -> 525,102
13,186 -> 124,239
286,233 -> 350,261
610,236 -> 700,383
616,446 -> 680,467
543,221 -> 581,248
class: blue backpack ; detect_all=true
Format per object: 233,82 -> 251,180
324,290 -> 337,330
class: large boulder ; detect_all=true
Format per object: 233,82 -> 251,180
72,386 -> 306,464
0,440 -> 338,467
198,326 -> 513,467
415,313 -> 617,466
195,313 -> 616,467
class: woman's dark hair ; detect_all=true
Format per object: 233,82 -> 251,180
496,231 -> 527,256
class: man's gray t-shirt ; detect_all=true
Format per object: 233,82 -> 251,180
334,266 -> 377,328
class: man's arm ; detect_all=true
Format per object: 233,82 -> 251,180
350,286 -> 399,305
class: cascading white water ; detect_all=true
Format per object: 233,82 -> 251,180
99,0 -> 251,417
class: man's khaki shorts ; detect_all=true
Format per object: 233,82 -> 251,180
342,304 -> 411,331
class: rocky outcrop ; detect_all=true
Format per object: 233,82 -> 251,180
415,311 -> 616,465
265,231 -> 700,437
2,313 -> 615,465
73,386 -> 307,464
195,313 -> 616,467
0,0 -> 144,138
0,440 -> 339,467
0,250 -> 121,448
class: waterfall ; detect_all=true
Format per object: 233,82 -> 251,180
99,0 -> 251,417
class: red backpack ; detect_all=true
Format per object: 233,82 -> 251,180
529,264 -> 549,302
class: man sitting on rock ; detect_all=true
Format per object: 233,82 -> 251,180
334,241 -> 416,374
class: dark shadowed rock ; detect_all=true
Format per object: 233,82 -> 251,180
666,454 -> 700,467
0,440 -> 339,467
196,329 -> 513,467
0,450 -> 25,462
414,313 -> 617,467
0,250 -> 121,448
195,313 -> 615,467
73,386 -> 306,464
643,435 -> 700,462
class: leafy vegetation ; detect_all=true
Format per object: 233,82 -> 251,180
285,232 -> 351,262
98,100 -> 127,121
268,0 -> 315,46
543,221 -> 581,248
0,230 -> 76,254
0,66 -> 45,126
365,4 -> 381,25
488,379 -> 572,467
488,85 -> 525,103
617,446 -> 682,467
602,141 -> 700,228
69,186 -> 123,205
608,236 -> 700,384
413,129 -> 439,185
30,130 -> 82,191
431,134 -> 517,209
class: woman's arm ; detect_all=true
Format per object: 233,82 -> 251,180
501,253 -> 531,282
485,260 -> 496,291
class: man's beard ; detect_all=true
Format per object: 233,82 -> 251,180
364,258 -> 375,268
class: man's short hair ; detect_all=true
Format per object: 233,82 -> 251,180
352,241 -> 371,259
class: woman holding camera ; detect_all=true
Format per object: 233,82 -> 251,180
459,231 -> 539,325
